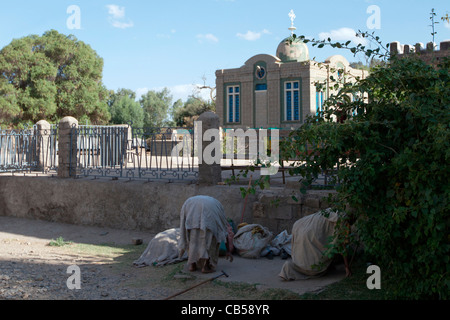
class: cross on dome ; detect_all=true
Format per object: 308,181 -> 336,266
288,10 -> 297,35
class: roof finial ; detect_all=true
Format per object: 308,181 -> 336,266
288,10 -> 297,35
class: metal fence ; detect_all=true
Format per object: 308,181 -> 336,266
0,126 -> 58,174
0,123 -> 338,186
0,128 -> 36,173
71,125 -> 198,181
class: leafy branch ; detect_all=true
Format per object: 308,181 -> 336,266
287,31 -> 391,60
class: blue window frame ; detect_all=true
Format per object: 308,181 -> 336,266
316,90 -> 324,115
227,85 -> 240,123
255,83 -> 267,91
284,81 -> 300,121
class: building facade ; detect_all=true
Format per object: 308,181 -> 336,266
215,34 -> 368,130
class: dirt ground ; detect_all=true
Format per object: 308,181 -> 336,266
0,216 -> 346,300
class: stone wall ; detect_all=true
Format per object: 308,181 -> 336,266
0,176 -> 333,235
252,189 -> 335,233
390,40 -> 450,65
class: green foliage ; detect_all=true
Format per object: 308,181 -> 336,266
166,98 -> 184,127
140,88 -> 173,128
48,236 -> 73,247
0,30 -> 110,127
107,88 -> 209,129
350,59 -> 386,72
304,57 -> 448,299
109,88 -> 144,128
173,95 -> 215,127
108,88 -> 136,107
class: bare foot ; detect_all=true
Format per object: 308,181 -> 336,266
189,263 -> 197,272
201,266 -> 215,274
201,259 -> 216,274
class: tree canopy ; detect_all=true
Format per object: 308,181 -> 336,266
108,88 -> 144,128
139,87 -> 173,128
0,30 -> 110,127
172,95 -> 215,127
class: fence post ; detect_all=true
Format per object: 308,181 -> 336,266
58,116 -> 78,178
35,120 -> 51,172
197,112 -> 222,185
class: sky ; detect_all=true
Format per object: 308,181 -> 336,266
0,0 -> 449,103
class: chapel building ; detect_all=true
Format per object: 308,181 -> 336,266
215,12 -> 368,130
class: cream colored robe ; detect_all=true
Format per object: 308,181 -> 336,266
178,196 -> 229,271
133,228 -> 187,267
279,210 -> 339,280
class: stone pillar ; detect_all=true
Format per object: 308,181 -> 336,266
58,117 -> 78,178
197,112 -> 222,185
35,120 -> 51,172
403,44 -> 413,54
415,42 -> 424,53
390,41 -> 402,55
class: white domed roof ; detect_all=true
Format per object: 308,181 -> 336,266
276,38 -> 309,63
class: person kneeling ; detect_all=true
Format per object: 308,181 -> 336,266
178,195 -> 233,274
279,209 -> 351,280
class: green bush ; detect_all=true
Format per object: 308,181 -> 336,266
288,53 -> 449,299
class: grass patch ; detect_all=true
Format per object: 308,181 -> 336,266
163,263 -> 189,282
260,288 -> 303,300
69,243 -> 133,256
48,236 -> 73,247
214,280 -> 260,298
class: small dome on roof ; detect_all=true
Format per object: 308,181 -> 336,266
276,37 -> 309,63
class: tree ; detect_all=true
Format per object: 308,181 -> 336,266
165,98 -> 183,127
108,88 -> 136,108
350,58 -> 386,71
0,30 -> 110,127
139,88 -> 172,128
173,95 -> 215,127
109,92 -> 144,128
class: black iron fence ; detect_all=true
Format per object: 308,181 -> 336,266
70,125 -> 198,181
0,122 -> 338,187
0,126 -> 58,174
